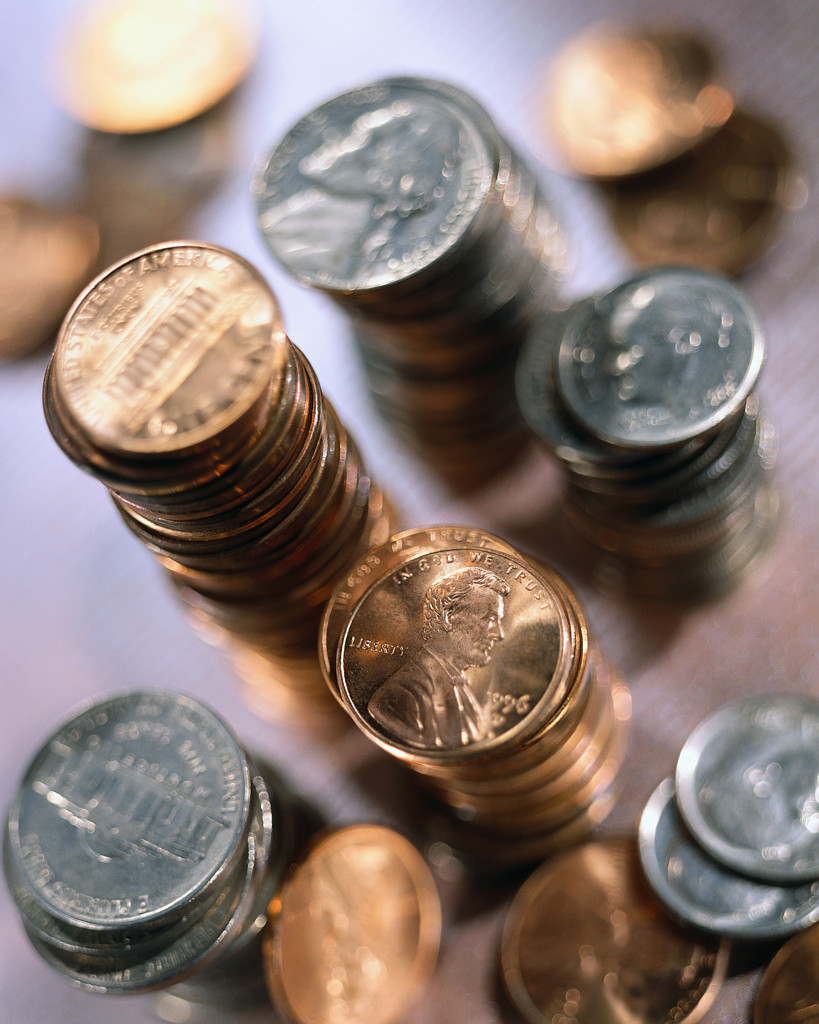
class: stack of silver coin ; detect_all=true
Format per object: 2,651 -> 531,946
43,241 -> 397,713
2,689 -> 307,1009
517,267 -> 778,600
638,693 -> 819,942
254,76 -> 569,489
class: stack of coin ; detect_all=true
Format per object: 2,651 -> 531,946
3,689 -> 306,1007
517,266 -> 778,600
500,838 -> 730,1024
253,76 -> 569,489
43,241 -> 396,710
542,23 -> 797,276
638,693 -> 819,942
322,526 -> 631,867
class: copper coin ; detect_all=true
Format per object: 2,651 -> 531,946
51,0 -> 260,133
263,824 -> 441,1024
754,923 -> 819,1023
545,24 -> 734,178
500,838 -> 730,1024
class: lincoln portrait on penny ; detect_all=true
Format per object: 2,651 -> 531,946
367,567 -> 509,749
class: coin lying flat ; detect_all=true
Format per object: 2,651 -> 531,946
264,824 -> 441,1024
51,0 -> 260,134
545,24 -> 733,178
753,922 -> 819,1024
638,777 -> 819,940
501,837 -> 729,1024
675,694 -> 819,884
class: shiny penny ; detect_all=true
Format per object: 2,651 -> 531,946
51,0 -> 260,133
501,837 -> 729,1024
264,824 -> 441,1024
754,922 -> 819,1024
52,241 -> 287,457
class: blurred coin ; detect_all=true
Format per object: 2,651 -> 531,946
605,110 -> 797,276
52,0 -> 260,133
675,694 -> 819,883
501,836 -> 729,1024
545,23 -> 733,178
753,922 -> 819,1024
0,196 -> 98,361
638,778 -> 819,940
264,824 -> 441,1024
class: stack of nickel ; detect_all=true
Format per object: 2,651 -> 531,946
3,689 -> 303,1008
517,266 -> 778,600
638,693 -> 819,942
322,525 -> 632,867
254,76 -> 569,489
43,241 -> 397,713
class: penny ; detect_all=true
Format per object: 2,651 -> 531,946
556,267 -> 766,451
675,693 -> 819,883
605,110 -> 797,276
263,824 -> 441,1024
51,0 -> 260,133
0,196 -> 99,361
501,837 -> 729,1024
638,778 -> 819,940
544,24 -> 734,178
754,922 -> 819,1024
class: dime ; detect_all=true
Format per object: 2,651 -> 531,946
638,778 -> 819,940
544,24 -> 734,178
753,922 -> 819,1024
51,0 -> 260,133
555,267 -> 766,451
0,196 -> 98,361
675,694 -> 819,883
263,824 -> 441,1024
501,837 -> 729,1024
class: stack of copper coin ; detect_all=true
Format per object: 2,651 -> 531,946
321,526 -> 631,867
2,689 -> 305,1009
253,76 -> 569,488
517,266 -> 778,600
542,23 -> 797,277
43,241 -> 396,710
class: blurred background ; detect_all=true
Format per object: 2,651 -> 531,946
1,1 -> 818,1021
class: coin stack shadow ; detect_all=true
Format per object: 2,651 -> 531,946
254,76 -> 569,491
2,689 -> 315,1009
43,241 -> 397,715
322,526 -> 632,868
517,267 -> 778,601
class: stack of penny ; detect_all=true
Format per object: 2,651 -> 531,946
638,693 -> 819,944
542,23 -> 797,276
2,689 -> 305,1008
321,526 -> 631,867
43,241 -> 396,711
517,266 -> 778,600
253,76 -> 569,489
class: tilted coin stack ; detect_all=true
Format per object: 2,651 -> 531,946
43,241 -> 396,711
322,526 -> 631,867
517,267 -> 778,600
254,76 -> 569,489
3,690 -> 308,1009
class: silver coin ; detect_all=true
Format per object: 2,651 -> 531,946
253,78 -> 495,294
6,690 -> 251,935
675,694 -> 819,884
638,778 -> 819,940
556,268 -> 766,451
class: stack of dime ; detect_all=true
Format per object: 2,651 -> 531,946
43,241 -> 396,711
500,838 -> 730,1024
541,23 -> 797,276
2,689 -> 308,1008
517,266 -> 778,600
638,693 -> 819,942
323,526 -> 631,867
253,76 -> 569,489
